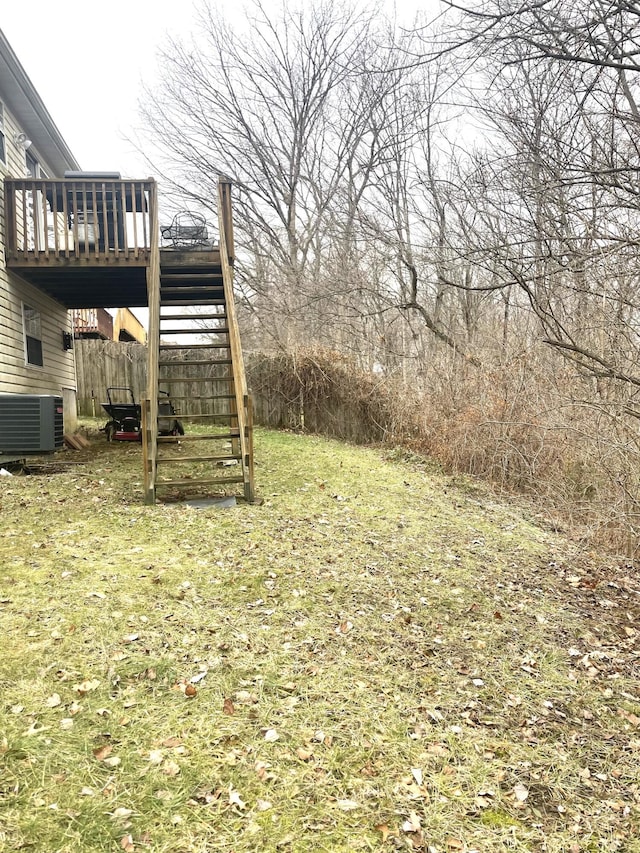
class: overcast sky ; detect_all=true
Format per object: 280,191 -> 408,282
3,0 -> 431,326
2,0 -> 201,177
3,1 -> 430,179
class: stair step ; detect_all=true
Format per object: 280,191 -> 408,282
168,394 -> 235,402
159,298 -> 226,306
169,412 -> 236,421
160,314 -> 227,321
160,342 -> 229,350
157,454 -> 242,464
159,344 -> 229,351
158,344 -> 231,358
158,378 -> 232,386
158,366 -> 233,379
155,476 -> 245,487
159,358 -> 231,369
160,326 -> 229,335
161,285 -> 223,294
158,327 -> 228,335
161,273 -> 222,281
170,412 -> 238,420
158,432 -> 239,443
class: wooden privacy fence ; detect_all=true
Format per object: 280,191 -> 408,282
75,341 -> 411,443
75,340 -> 232,418
75,340 -> 147,416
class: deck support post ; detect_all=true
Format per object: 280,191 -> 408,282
144,180 -> 161,505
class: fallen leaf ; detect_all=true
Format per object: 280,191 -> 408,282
112,807 -> 134,821
223,698 -> 235,716
74,679 -> 100,695
162,760 -> 181,777
336,799 -> 359,811
446,838 -> 465,850
103,756 -> 121,768
184,684 -> 197,698
228,788 -> 246,809
60,718 -> 74,731
617,708 -> 640,726
411,768 -> 423,786
375,824 -> 390,842
296,746 -> 313,761
254,761 -> 269,780
263,728 -> 280,742
475,793 -> 492,808
234,690 -> 258,705
161,736 -> 182,748
256,799 -> 272,811
45,693 -> 62,708
402,811 -> 421,832
155,790 -> 173,801
93,744 -> 113,761
513,783 -> 529,802
120,835 -> 134,852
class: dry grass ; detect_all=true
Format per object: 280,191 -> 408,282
0,424 -> 639,852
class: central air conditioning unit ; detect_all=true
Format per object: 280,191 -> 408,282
0,395 -> 64,453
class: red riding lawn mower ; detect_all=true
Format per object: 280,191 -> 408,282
101,387 -> 184,441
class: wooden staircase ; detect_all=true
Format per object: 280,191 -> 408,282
142,181 -> 255,504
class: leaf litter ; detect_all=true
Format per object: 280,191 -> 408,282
0,425 -> 638,851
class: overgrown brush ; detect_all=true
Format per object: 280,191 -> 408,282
247,346 -> 640,558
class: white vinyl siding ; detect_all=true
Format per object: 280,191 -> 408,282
0,51 -> 79,431
0,102 -> 5,166
0,270 -> 76,395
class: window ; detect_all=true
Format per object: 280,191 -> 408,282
0,102 -> 5,165
23,304 -> 43,366
26,151 -> 39,178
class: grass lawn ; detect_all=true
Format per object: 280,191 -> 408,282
0,425 -> 638,852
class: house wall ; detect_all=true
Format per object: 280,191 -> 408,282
113,308 -> 147,344
0,91 -> 78,432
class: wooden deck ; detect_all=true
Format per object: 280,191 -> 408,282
4,177 -> 222,307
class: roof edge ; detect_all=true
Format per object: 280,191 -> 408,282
0,28 -> 80,172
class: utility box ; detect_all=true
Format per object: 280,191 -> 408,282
0,395 -> 64,453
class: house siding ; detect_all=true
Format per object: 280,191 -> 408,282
0,96 -> 78,431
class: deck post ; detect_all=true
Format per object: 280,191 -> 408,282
144,179 -> 161,504
217,180 -> 255,503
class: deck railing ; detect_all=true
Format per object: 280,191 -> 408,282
72,307 -> 114,340
4,178 -> 155,264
